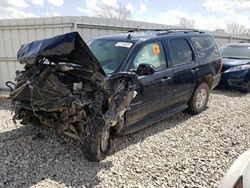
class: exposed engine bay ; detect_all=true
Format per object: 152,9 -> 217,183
9,32 -> 140,143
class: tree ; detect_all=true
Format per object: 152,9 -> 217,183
179,17 -> 195,29
95,2 -> 131,20
226,23 -> 248,35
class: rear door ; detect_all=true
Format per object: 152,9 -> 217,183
165,37 -> 197,104
190,35 -> 222,89
125,40 -> 174,126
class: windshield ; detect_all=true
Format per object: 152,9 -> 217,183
221,45 -> 250,59
88,39 -> 133,74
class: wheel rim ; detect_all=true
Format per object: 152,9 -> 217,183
100,127 -> 110,152
195,88 -> 207,109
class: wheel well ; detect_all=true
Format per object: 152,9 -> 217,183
197,75 -> 213,89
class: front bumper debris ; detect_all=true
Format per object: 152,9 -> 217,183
9,32 -> 141,142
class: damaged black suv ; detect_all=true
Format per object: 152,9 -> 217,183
9,30 -> 222,161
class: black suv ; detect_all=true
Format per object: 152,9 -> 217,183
9,30 -> 222,161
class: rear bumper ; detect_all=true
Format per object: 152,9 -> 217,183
220,70 -> 250,89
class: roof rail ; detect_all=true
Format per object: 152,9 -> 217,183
127,28 -> 205,35
156,28 -> 204,35
127,28 -> 157,32
128,28 -> 165,32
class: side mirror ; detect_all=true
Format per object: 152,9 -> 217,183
135,63 -> 155,76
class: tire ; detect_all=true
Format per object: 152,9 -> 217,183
82,115 -> 112,162
239,81 -> 250,93
187,82 -> 210,114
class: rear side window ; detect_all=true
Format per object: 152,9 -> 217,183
131,41 -> 167,71
169,38 -> 193,66
191,35 -> 219,63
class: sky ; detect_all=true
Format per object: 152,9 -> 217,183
0,0 -> 250,31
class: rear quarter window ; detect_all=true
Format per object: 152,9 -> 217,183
191,35 -> 219,63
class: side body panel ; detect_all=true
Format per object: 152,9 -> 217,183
117,33 -> 221,132
122,39 -> 175,127
164,36 -> 198,105
189,34 -> 222,89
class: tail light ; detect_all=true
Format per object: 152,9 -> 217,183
218,57 -> 223,73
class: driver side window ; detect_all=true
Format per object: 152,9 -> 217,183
131,42 -> 167,71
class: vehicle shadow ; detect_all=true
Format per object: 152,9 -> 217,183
212,86 -> 248,98
0,98 -> 11,111
110,111 -> 192,156
0,98 -> 192,188
0,124 -> 113,188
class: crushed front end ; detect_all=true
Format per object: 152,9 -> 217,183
9,32 -> 139,145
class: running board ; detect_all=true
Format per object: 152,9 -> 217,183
120,104 -> 188,135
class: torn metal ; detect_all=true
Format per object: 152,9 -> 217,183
10,32 -> 140,142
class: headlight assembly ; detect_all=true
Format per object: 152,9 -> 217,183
225,64 -> 250,73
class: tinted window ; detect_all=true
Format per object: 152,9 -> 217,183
191,35 -> 219,63
131,41 -> 166,71
169,38 -> 193,66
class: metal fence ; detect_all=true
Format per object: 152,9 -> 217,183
0,16 -> 250,91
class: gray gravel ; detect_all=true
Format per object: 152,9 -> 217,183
0,88 -> 249,188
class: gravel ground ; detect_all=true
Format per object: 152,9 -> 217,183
0,88 -> 249,188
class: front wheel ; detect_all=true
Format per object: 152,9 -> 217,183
82,116 -> 112,162
187,82 -> 210,114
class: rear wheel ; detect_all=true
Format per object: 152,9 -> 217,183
239,81 -> 250,93
188,82 -> 210,114
82,116 -> 111,162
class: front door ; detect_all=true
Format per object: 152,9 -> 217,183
125,41 -> 174,126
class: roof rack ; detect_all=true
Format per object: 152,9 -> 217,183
127,28 -> 164,32
157,28 -> 204,35
127,28 -> 205,35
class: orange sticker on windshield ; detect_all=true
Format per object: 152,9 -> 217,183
152,44 -> 160,55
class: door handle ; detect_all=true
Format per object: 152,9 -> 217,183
161,76 -> 172,82
191,68 -> 199,73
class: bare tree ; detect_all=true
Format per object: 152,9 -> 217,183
226,23 -> 248,35
95,2 -> 131,20
179,17 -> 195,29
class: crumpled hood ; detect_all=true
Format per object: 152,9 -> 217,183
222,58 -> 250,67
17,32 -> 106,76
